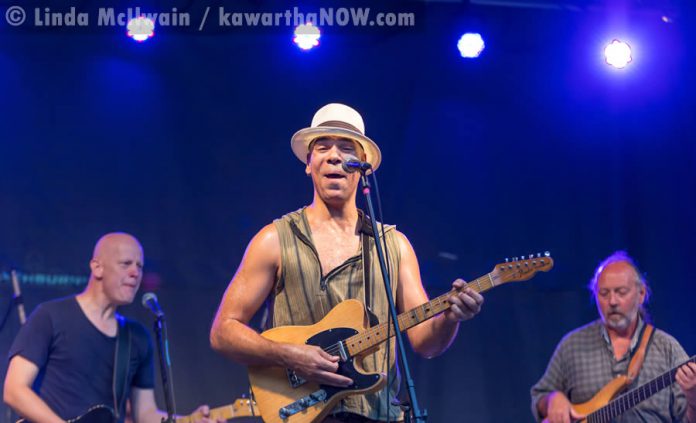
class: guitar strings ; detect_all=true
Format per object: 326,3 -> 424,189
319,278 -> 496,357
320,264 -> 546,356
587,355 -> 696,422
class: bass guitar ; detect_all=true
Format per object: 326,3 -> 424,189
555,355 -> 696,423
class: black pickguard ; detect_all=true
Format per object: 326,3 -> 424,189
305,327 -> 382,400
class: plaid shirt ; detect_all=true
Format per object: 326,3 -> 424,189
530,319 -> 689,422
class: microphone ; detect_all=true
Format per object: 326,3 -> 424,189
341,156 -> 372,174
141,292 -> 164,317
10,270 -> 26,325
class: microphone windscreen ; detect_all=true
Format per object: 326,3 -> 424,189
141,292 -> 157,308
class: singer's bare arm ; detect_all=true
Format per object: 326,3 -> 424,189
4,355 -> 64,423
210,224 -> 352,387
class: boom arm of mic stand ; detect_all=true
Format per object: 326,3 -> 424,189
358,172 -> 427,423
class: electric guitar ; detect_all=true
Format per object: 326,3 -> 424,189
553,355 -> 696,423
177,397 -> 260,422
17,397 -> 260,423
17,405 -> 114,423
249,254 -> 554,423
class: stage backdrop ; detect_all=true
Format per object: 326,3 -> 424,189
1,1 -> 695,422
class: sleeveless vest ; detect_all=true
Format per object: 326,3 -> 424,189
269,207 -> 403,420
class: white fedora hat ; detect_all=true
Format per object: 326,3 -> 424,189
290,103 -> 382,172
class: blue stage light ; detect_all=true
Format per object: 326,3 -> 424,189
457,33 -> 485,58
604,39 -> 632,69
293,23 -> 321,51
127,16 -> 155,42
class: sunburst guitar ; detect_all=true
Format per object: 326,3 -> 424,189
249,254 -> 554,423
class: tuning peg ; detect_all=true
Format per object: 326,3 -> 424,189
513,257 -> 518,261
537,253 -> 541,258
544,251 -> 550,257
505,258 -> 509,263
521,255 -> 526,260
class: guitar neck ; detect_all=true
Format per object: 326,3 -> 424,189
588,355 -> 696,423
344,272 -> 499,357
176,400 -> 258,423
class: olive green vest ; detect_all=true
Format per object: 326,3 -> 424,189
269,207 -> 403,421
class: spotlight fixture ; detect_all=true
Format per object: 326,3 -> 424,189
127,16 -> 155,42
604,39 -> 632,69
457,33 -> 485,58
293,23 -> 321,51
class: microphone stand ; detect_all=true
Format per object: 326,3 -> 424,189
152,312 -> 177,423
358,170 -> 427,423
2,270 -> 26,423
0,270 -> 27,333
11,271 -> 26,325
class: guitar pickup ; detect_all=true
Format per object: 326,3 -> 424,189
336,340 -> 348,362
279,389 -> 327,419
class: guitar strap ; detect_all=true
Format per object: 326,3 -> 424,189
113,315 -> 132,420
626,323 -> 655,384
361,213 -> 380,327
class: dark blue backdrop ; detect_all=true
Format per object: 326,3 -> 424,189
1,1 -> 695,421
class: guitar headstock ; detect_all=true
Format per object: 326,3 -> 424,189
493,252 -> 554,283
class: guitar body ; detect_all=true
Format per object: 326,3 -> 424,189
17,405 -> 115,423
571,375 -> 628,422
249,299 -> 386,423
542,376 -> 629,423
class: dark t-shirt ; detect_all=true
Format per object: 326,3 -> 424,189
8,296 -> 154,421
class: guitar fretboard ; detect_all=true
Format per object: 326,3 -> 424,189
343,272 -> 499,356
175,400 -> 258,423
587,355 -> 696,423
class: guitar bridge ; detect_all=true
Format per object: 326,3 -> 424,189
278,389 -> 327,419
286,369 -> 307,388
